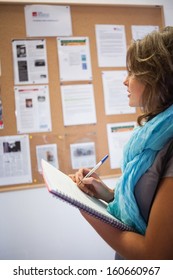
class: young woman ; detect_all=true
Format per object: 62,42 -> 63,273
69,26 -> 173,259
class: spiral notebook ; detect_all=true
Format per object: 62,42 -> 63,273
41,159 -> 133,232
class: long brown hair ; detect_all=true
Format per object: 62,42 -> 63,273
126,26 -> 173,125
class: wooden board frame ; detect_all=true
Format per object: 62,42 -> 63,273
0,3 -> 164,191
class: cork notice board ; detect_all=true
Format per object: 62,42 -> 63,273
0,3 -> 164,191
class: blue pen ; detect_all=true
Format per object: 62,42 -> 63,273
84,154 -> 109,179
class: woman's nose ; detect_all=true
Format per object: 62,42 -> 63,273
123,76 -> 128,86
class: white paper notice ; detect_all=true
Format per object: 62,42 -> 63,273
61,84 -> 97,126
36,144 -> 59,172
95,25 -> 127,67
57,37 -> 92,81
102,70 -> 136,115
107,122 -> 135,169
12,39 -> 48,85
131,25 -> 159,40
24,5 -> 72,37
14,85 -> 52,133
0,135 -> 32,186
70,142 -> 96,170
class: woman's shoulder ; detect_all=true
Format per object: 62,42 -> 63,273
143,138 -> 173,179
161,139 -> 173,177
135,139 -> 173,223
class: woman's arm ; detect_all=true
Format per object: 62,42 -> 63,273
81,177 -> 173,260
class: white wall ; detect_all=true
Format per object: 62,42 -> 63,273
0,186 -> 115,260
0,0 -> 173,260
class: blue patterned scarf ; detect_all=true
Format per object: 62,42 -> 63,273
107,105 -> 173,234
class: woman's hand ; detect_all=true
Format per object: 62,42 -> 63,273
69,168 -> 114,203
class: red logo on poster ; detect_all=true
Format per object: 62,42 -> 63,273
32,12 -> 37,17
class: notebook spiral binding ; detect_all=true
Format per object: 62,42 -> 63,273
50,189 -> 134,232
